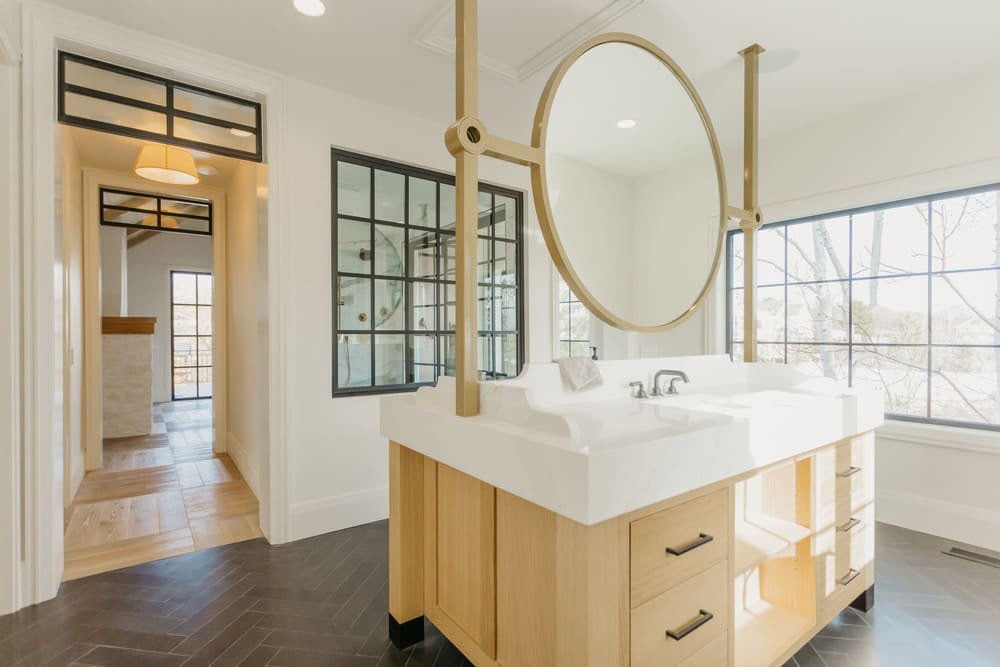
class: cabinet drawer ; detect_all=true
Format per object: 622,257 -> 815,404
834,434 -> 874,515
631,561 -> 728,667
678,632 -> 727,667
835,504 -> 874,583
815,503 -> 874,612
631,489 -> 729,607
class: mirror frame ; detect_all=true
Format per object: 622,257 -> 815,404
530,32 -> 729,333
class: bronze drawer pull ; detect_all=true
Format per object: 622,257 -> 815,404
837,466 -> 862,478
839,568 -> 861,586
838,517 -> 861,533
666,533 -> 714,557
666,610 -> 714,641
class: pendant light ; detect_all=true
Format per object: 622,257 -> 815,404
134,144 -> 200,185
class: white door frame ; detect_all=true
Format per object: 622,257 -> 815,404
0,6 -> 24,616
14,1 -> 291,610
81,169 -> 229,470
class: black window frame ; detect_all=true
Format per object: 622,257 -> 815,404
725,182 -> 1000,432
58,51 -> 263,162
557,277 -> 591,358
100,187 -> 213,237
331,148 -> 526,397
170,270 -> 213,401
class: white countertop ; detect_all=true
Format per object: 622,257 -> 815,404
380,355 -> 885,525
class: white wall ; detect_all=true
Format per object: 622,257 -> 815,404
59,127 -> 84,506
745,64 -> 1000,551
126,231 -> 213,404
227,160 -> 265,495
281,77 -> 552,540
98,227 -> 127,317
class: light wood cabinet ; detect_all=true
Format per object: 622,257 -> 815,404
630,488 -> 729,607
631,561 -> 729,667
388,432 -> 876,667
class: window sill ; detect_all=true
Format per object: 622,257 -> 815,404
877,418 -> 1000,455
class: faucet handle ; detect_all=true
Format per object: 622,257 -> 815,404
629,381 -> 649,399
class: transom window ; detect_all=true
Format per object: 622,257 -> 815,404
58,51 -> 263,161
101,188 -> 212,236
727,184 -> 1000,430
332,149 -> 524,396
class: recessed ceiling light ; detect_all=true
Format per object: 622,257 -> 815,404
230,128 -> 254,138
616,119 -> 637,129
294,0 -> 326,16
197,165 -> 219,176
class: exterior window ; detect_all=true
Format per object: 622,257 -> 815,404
557,276 -> 591,358
171,271 -> 213,399
332,149 -> 524,395
59,51 -> 263,161
726,185 -> 1000,430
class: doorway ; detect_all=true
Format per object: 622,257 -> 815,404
60,126 -> 264,580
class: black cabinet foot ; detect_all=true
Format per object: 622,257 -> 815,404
850,584 -> 875,613
388,614 -> 424,649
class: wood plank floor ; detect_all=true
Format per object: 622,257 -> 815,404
64,400 -> 262,581
2,521 -> 995,665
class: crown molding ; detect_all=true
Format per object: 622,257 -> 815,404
412,0 -> 644,83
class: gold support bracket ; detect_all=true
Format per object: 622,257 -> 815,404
736,43 -> 764,363
449,0 -> 542,417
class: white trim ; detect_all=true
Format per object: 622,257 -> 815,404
19,1 -> 291,609
877,488 -> 1000,553
287,486 -> 389,542
876,419 -> 1000,456
227,432 -> 260,498
0,25 -> 23,616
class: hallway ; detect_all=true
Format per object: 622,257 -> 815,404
63,400 -> 262,580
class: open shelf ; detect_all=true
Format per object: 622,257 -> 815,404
735,600 -> 813,667
735,513 -> 811,574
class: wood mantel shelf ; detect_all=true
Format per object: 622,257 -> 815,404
102,317 -> 156,335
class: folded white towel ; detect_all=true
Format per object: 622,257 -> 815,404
556,356 -> 603,392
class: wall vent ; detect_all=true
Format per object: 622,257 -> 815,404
942,547 -> 1000,569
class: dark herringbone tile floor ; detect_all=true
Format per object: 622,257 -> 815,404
1,520 -> 998,666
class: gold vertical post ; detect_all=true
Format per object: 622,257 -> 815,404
739,44 -> 764,363
454,0 -> 480,416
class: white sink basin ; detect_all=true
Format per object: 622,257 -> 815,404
381,355 -> 885,525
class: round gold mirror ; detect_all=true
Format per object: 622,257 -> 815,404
531,33 -> 728,333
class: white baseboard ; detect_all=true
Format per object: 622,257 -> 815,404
288,486 -> 388,542
877,488 -> 1000,553
226,432 -> 260,498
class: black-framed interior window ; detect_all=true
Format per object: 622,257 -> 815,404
58,51 -> 263,162
557,277 -> 591,358
332,149 -> 525,396
726,183 -> 1000,431
171,271 -> 213,400
101,188 -> 212,236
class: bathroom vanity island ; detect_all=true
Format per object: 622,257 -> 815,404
382,356 -> 883,667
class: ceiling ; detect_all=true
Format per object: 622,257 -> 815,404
67,126 -> 238,188
46,0 -> 1000,152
